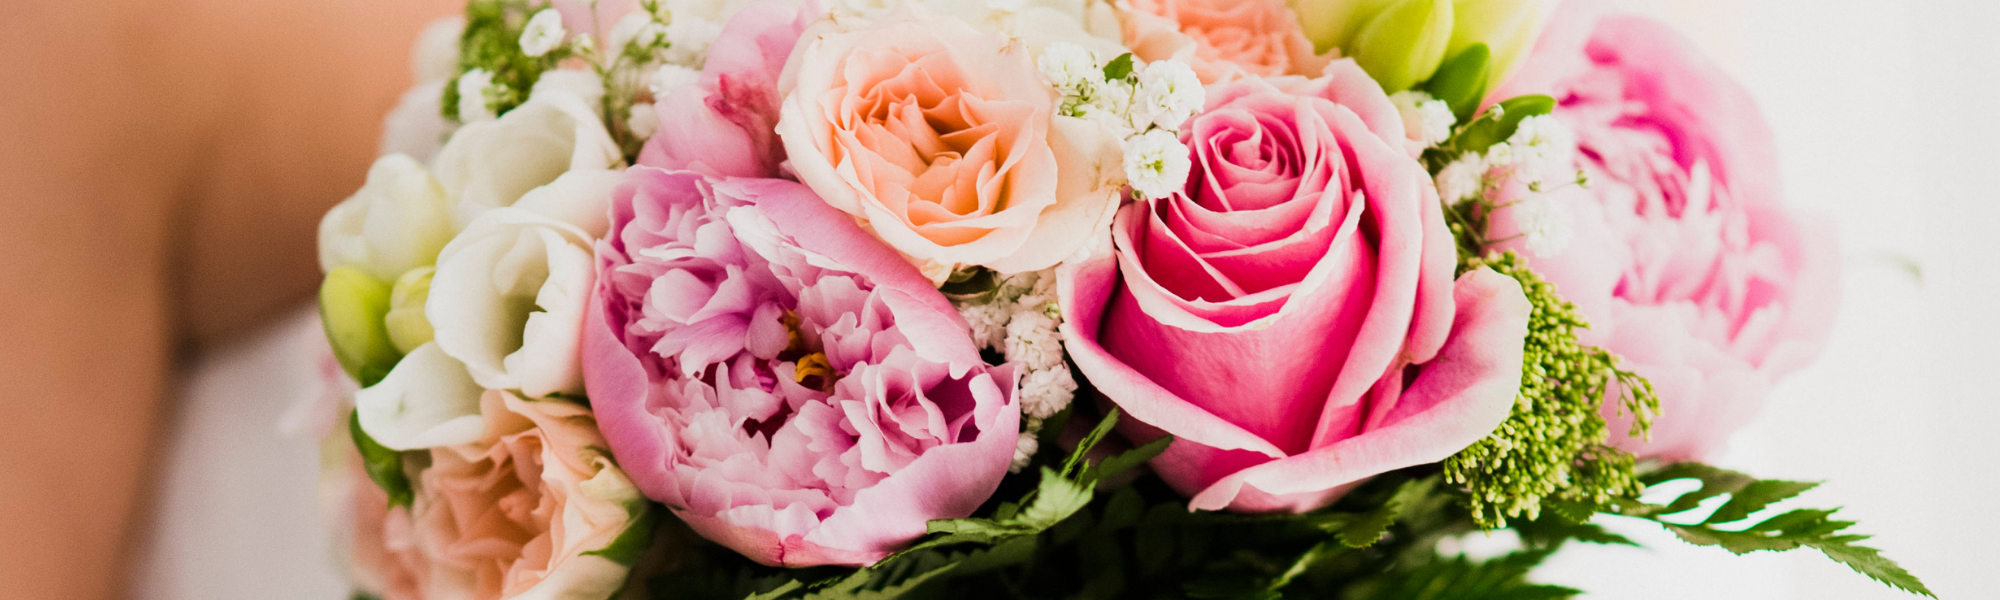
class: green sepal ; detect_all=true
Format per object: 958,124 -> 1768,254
1425,43 -> 1492,123
350,411 -> 414,509
583,502 -> 662,566
321,267 -> 403,387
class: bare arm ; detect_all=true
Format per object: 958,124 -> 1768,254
0,1 -> 454,598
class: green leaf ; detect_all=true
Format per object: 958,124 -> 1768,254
1103,53 -> 1136,81
1425,43 -> 1491,123
1337,476 -> 1437,548
1704,479 -> 1819,525
1815,542 -> 1937,598
1451,94 -> 1555,156
1347,549 -> 1580,600
1079,434 -> 1172,487
1062,407 -> 1122,480
349,411 -> 413,509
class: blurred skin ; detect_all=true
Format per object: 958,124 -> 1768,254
0,0 -> 456,598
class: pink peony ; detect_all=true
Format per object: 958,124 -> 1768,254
1121,0 -> 1332,85
583,167 -> 1020,567
1485,3 -> 1839,461
1059,64 -> 1531,514
636,1 -> 818,179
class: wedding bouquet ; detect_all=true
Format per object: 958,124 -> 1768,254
308,0 -> 1933,597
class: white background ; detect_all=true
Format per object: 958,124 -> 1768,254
131,1 -> 2000,598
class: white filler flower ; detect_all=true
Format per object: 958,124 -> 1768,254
1390,90 -> 1456,146
1136,60 -> 1203,131
519,8 -> 568,58
1125,128 -> 1192,199
1512,193 -> 1575,257
1038,42 -> 1099,93
456,68 -> 500,123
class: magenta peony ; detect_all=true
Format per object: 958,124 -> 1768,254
1060,63 -> 1531,514
583,168 -> 1020,567
1485,3 -> 1839,462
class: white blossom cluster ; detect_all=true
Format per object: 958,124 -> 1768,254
1037,43 -> 1203,201
1391,90 -> 1457,146
1433,114 -> 1585,257
956,270 -> 1080,472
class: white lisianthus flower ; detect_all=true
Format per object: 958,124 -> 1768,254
428,170 -> 623,398
1124,128 -> 1192,199
1136,59 -> 1202,131
1037,42 -> 1099,92
520,8 -> 568,57
431,85 -> 621,227
353,342 -> 487,450
1511,193 -> 1575,257
318,154 -> 455,282
455,68 -> 500,123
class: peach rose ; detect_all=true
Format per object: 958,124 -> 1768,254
402,391 -> 649,600
1121,0 -> 1332,84
775,6 -> 1127,278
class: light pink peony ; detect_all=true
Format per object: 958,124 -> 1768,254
583,167 -> 1020,567
1485,3 -> 1839,462
637,1 -> 819,179
1121,0 -> 1332,85
1059,65 -> 1531,514
400,392 -> 646,600
775,6 -> 1128,277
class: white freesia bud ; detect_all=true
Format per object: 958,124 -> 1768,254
520,8 -> 568,57
1124,128 -> 1192,200
431,86 -> 621,227
1136,59 -> 1203,131
428,170 -> 619,398
1512,193 -> 1574,257
354,342 -> 487,450
1038,42 -> 1099,92
318,154 -> 455,282
456,68 -> 500,123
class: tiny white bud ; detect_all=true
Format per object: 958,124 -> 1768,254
1513,194 -> 1575,257
1435,156 -> 1487,203
1136,60 -> 1204,131
1037,42 -> 1099,92
455,68 -> 499,123
608,13 -> 652,54
519,9 -> 567,58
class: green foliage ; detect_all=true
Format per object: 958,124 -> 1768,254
1102,53 -> 1137,82
442,0 -> 569,122
349,411 -> 413,509
584,504 -> 663,566
1442,252 -> 1659,528
1343,549 -> 1581,600
1605,464 -> 1935,598
1424,43 -> 1492,123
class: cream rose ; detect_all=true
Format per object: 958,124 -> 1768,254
775,6 -> 1125,276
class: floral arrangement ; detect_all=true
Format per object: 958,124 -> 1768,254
309,0 -> 1929,597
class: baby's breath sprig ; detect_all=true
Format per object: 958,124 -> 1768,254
1444,252 -> 1659,528
444,0 -> 573,123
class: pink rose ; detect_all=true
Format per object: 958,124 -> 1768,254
1121,0 -> 1332,85
1485,3 -> 1839,461
637,1 -> 818,179
775,6 -> 1128,276
399,392 -> 647,600
1060,64 -> 1531,514
583,168 -> 1020,567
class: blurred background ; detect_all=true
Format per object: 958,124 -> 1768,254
2,0 -> 1993,599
